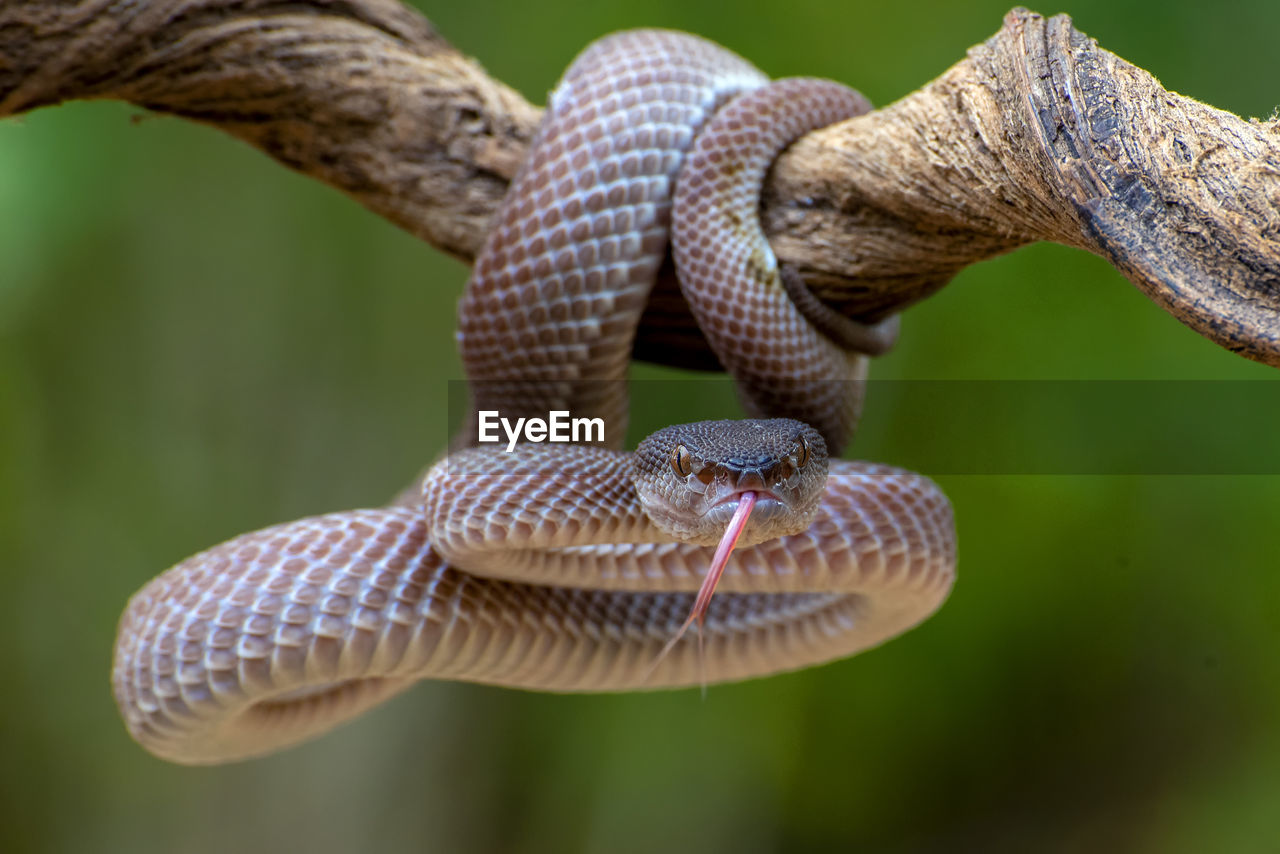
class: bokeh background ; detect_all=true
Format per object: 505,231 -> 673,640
2,0 -> 1278,851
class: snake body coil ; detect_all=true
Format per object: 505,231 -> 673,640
112,30 -> 957,764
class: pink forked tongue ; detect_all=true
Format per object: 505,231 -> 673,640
648,491 -> 757,689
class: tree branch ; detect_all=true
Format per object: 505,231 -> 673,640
2,2 -> 1277,366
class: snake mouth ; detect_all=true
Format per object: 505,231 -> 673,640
710,488 -> 782,510
702,488 -> 792,539
707,488 -> 788,520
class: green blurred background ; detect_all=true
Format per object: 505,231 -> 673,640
2,1 -> 1278,851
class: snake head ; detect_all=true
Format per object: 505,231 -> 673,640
632,418 -> 828,547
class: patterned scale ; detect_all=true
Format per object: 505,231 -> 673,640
456,31 -> 766,445
672,79 -> 875,449
110,30 -> 957,765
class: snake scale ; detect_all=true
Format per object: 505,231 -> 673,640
111,30 -> 957,764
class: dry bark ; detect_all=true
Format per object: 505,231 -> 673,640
2,2 -> 1277,366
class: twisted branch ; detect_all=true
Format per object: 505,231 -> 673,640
2,1 -> 1277,365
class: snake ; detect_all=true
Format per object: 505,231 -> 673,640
111,30 -> 957,764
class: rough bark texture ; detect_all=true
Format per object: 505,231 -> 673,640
2,2 -> 1277,366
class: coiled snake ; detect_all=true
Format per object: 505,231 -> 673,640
112,30 -> 957,764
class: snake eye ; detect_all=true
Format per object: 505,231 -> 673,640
794,435 -> 810,468
671,444 -> 694,477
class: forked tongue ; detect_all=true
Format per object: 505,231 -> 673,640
647,490 -> 757,688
